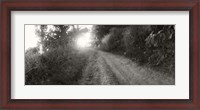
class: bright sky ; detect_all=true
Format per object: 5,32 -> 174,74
25,25 -> 93,51
25,25 -> 39,51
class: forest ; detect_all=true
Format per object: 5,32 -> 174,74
25,25 -> 175,85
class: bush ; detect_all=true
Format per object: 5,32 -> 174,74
25,47 -> 88,85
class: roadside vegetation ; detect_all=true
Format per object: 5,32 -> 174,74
25,25 -> 88,85
93,25 -> 175,75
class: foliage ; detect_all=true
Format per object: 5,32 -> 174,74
25,25 -> 89,85
92,25 -> 127,47
122,25 -> 151,62
101,27 -> 125,51
25,47 -> 88,85
25,47 -> 41,75
145,25 -> 175,71
35,25 -> 70,52
93,25 -> 175,73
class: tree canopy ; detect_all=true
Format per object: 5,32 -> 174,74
35,25 -> 89,53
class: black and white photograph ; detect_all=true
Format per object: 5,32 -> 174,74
25,25 -> 175,85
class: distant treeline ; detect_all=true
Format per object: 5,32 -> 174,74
93,25 -> 175,73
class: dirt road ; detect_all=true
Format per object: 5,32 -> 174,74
79,50 -> 175,85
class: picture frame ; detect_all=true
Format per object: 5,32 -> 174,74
0,0 -> 199,109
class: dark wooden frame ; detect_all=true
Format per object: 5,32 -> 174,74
0,0 -> 199,109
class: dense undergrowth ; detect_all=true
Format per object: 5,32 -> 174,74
25,47 -> 88,85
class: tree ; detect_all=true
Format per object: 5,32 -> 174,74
36,25 -> 70,51
35,25 -> 48,52
36,25 -> 90,52
92,25 -> 128,48
122,25 -> 152,60
145,25 -> 175,66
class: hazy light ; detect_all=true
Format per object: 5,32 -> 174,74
76,33 -> 92,48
